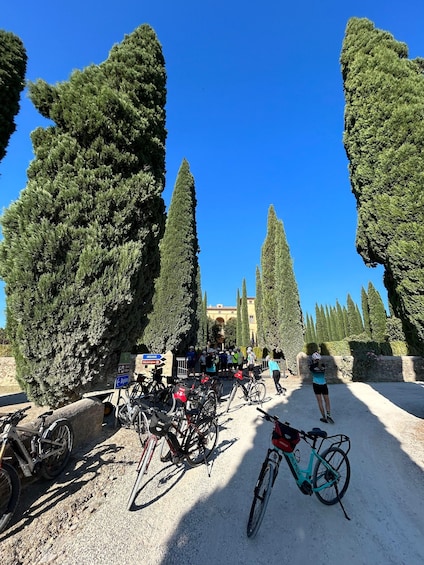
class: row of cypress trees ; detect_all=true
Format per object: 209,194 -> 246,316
304,282 -> 390,344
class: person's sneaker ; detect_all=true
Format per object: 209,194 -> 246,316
320,417 -> 328,423
326,414 -> 334,423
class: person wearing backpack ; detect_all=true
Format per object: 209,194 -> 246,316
309,351 -> 334,424
205,351 -> 216,376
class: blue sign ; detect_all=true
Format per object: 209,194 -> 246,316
114,374 -> 130,389
142,354 -> 162,361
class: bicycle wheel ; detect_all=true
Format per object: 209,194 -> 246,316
199,392 -> 217,419
185,419 -> 218,467
135,409 -> 150,445
225,385 -> 237,413
313,447 -> 350,505
127,437 -> 156,510
117,403 -> 131,427
247,460 -> 276,538
41,419 -> 74,479
249,381 -> 266,404
0,462 -> 21,534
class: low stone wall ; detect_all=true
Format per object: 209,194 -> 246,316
297,352 -> 424,383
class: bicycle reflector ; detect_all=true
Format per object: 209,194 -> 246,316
272,421 -> 300,452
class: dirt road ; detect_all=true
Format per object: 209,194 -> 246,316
2,379 -> 424,565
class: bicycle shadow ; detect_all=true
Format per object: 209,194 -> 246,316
0,425 -> 127,540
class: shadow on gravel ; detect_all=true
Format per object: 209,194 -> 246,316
0,423 -> 125,541
368,381 -> 424,419
157,378 -> 424,565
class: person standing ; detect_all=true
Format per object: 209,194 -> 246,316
266,355 -> 286,395
199,350 -> 207,376
246,347 -> 256,377
186,346 -> 196,378
236,348 -> 244,371
310,351 -> 334,423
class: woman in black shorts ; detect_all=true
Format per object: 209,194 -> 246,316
310,352 -> 334,423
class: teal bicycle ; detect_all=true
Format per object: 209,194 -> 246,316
247,408 -> 351,538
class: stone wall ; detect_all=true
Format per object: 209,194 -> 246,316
298,352 -> 424,383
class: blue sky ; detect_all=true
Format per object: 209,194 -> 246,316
1,1 -> 423,329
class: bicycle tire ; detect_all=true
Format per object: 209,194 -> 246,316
127,437 -> 156,510
0,462 -> 21,534
185,419 -> 219,467
117,403 -> 131,428
135,409 -> 150,445
313,446 -> 350,505
199,393 -> 217,420
225,385 -> 237,413
249,381 -> 266,404
41,419 -> 74,479
247,460 -> 276,538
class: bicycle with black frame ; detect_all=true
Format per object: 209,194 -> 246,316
127,405 -> 219,510
247,407 -> 351,538
0,406 -> 73,534
225,366 -> 266,413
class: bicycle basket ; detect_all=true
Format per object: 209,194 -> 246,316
149,412 -> 171,437
272,421 -> 300,452
253,366 -> 262,380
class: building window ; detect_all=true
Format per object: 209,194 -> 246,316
249,315 -> 254,323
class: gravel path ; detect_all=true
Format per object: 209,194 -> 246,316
2,379 -> 424,565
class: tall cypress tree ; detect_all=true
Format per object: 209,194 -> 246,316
236,289 -> 242,345
361,286 -> 371,337
255,266 -> 264,348
0,30 -> 27,163
275,219 -> 304,373
241,279 -> 250,347
142,158 -> 200,353
0,25 -> 167,406
347,294 -> 362,336
368,282 -> 387,341
341,17 -> 424,354
261,205 -> 279,351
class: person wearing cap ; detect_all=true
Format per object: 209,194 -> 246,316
310,351 -> 334,423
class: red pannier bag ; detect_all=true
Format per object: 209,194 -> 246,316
272,421 -> 300,452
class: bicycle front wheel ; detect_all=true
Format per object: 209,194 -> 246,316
185,419 -> 219,467
313,447 -> 350,505
247,460 -> 276,538
249,381 -> 266,404
0,462 -> 21,534
41,419 -> 74,479
127,437 -> 156,510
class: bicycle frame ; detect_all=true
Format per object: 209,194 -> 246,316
279,445 -> 340,494
0,420 -> 64,478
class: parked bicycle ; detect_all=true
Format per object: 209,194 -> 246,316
0,406 -> 74,534
116,380 -> 151,445
247,408 -> 351,538
127,408 -> 218,510
225,367 -> 266,413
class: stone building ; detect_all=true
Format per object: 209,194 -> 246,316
207,297 -> 257,344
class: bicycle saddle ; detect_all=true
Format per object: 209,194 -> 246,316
308,428 -> 327,439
